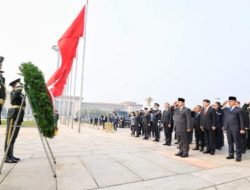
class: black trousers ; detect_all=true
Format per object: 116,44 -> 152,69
226,130 -> 241,158
194,129 -> 205,149
177,132 -> 189,155
150,122 -> 154,137
148,123 -> 152,137
204,129 -> 216,152
246,130 -> 250,149
4,119 -> 21,158
241,133 -> 247,153
163,124 -> 172,144
153,123 -> 160,141
140,123 -> 144,135
113,123 -> 118,130
131,125 -> 135,135
216,128 -> 224,148
0,104 -> 2,125
135,124 -> 140,136
188,129 -> 193,144
143,124 -> 149,139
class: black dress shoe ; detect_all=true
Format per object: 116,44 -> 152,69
167,144 -> 171,146
210,151 -> 215,155
12,156 -> 20,161
226,156 -> 234,159
181,154 -> 189,158
153,140 -> 159,142
193,147 -> 199,150
163,143 -> 168,145
203,150 -> 210,154
174,142 -> 178,144
236,158 -> 242,162
5,158 -> 17,164
175,152 -> 183,156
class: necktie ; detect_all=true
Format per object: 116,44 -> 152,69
204,108 -> 207,115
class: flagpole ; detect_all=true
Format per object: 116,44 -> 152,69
63,78 -> 69,124
51,45 -> 62,117
78,0 -> 89,133
60,82 -> 66,124
66,69 -> 73,127
71,54 -> 78,129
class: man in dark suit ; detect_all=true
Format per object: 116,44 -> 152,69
174,98 -> 192,158
240,102 -> 249,153
193,105 -> 205,151
161,103 -> 173,146
135,111 -> 141,137
142,108 -> 151,140
152,103 -> 162,142
223,97 -> 246,162
112,113 -> 119,131
200,99 -> 217,155
242,102 -> 250,149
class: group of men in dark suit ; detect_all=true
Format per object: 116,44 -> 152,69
130,96 -> 250,162
130,103 -> 162,141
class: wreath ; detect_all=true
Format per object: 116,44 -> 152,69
19,62 -> 56,138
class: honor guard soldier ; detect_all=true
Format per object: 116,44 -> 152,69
4,78 -> 26,163
0,56 -> 6,124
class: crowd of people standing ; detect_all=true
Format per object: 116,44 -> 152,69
129,97 -> 250,162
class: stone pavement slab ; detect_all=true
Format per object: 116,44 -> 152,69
56,158 -> 98,190
216,179 -> 250,190
134,151 -> 201,174
101,173 -> 213,190
191,165 -> 250,185
0,158 -> 55,190
79,155 -> 142,188
108,152 -> 175,180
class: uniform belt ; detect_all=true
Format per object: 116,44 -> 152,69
12,105 -> 25,110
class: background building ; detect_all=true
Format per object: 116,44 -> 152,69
54,97 -> 143,119
1,92 -> 143,121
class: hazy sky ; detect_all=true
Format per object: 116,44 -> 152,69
0,0 -> 250,108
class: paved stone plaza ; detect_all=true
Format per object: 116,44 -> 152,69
0,124 -> 250,190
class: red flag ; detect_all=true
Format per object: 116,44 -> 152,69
47,6 -> 86,97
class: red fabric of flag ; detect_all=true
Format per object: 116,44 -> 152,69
47,6 -> 86,97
